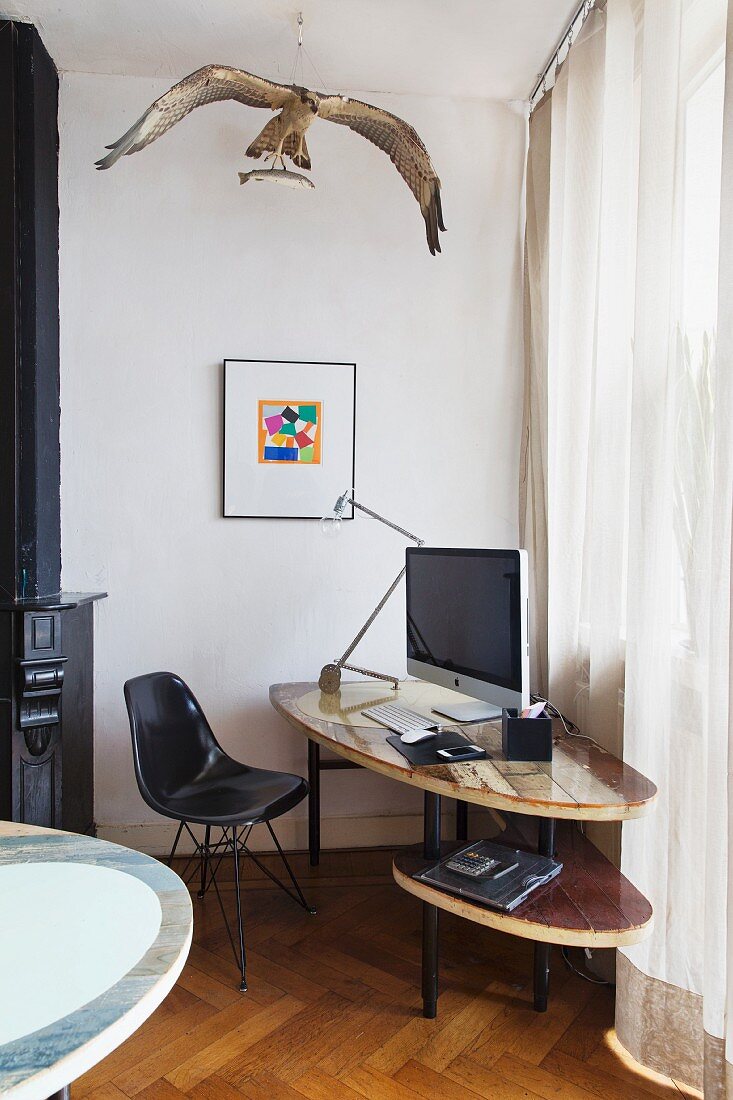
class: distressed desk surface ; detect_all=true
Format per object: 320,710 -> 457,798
270,680 -> 657,821
394,825 -> 653,948
0,822 -> 192,1100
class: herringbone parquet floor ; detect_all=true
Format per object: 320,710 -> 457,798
76,848 -> 700,1100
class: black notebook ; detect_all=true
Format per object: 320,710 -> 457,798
416,839 -> 563,912
386,731 -> 488,767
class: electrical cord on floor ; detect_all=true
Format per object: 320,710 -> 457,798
561,946 -> 613,986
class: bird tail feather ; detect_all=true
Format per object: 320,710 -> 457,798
246,117 -> 282,159
246,120 -> 311,170
284,133 -> 311,170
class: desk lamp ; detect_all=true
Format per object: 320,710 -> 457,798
318,489 -> 424,694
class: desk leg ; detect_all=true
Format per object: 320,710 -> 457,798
422,791 -> 441,1019
308,739 -> 320,867
533,817 -> 556,1012
456,800 -> 468,842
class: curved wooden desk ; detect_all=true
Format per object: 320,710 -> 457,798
270,681 -> 657,821
270,680 -> 657,1017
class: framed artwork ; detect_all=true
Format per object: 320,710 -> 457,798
223,359 -> 356,519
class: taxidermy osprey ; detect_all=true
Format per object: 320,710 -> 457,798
96,65 -> 446,254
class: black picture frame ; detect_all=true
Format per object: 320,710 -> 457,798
222,359 -> 356,520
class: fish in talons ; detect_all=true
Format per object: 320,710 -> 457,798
238,168 -> 315,190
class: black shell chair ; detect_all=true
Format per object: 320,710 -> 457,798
124,671 -> 314,991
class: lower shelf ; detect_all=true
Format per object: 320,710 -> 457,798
393,822 -> 653,948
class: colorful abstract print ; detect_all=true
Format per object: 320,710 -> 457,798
258,400 -> 322,465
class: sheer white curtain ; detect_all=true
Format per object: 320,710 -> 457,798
521,0 -> 733,1091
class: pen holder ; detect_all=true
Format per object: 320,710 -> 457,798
501,708 -> 553,762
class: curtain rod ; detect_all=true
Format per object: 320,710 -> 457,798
529,0 -> 599,110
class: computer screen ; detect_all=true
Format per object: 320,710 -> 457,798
405,548 -> 528,715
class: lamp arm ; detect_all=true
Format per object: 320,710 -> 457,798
348,497 -> 424,546
336,564 -> 407,667
318,492 -> 425,694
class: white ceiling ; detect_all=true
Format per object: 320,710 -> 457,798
1,0 -> 578,101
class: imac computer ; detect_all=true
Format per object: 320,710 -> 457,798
405,547 -> 530,722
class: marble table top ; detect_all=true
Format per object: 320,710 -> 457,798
0,822 -> 192,1100
271,680 -> 658,821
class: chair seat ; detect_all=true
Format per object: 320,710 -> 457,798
162,764 -> 308,826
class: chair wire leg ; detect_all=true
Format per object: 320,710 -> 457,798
198,821 -> 314,992
265,820 -> 316,915
175,823 -> 206,889
167,821 -> 185,867
231,825 -> 248,992
198,825 -> 211,899
201,830 -> 231,889
209,828 -> 241,968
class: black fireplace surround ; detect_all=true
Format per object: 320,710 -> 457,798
0,21 -> 104,832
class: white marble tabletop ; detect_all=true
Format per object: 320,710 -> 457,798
0,822 -> 192,1100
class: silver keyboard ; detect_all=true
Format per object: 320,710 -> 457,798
361,703 -> 438,736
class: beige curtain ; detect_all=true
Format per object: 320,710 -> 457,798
520,0 -> 732,1091
519,92 -> 551,698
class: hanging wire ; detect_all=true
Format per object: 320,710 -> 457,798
288,14 -> 302,85
287,12 -> 329,90
302,41 -> 328,89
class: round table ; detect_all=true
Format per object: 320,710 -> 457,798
0,822 -> 192,1100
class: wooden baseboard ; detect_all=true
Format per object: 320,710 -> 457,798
97,807 -> 499,858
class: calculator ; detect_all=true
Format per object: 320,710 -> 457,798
444,848 -> 519,879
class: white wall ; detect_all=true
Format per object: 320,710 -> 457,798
58,71 -> 526,852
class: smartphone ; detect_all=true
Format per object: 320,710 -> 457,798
436,744 -> 486,762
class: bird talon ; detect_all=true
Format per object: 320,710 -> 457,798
264,151 -> 286,170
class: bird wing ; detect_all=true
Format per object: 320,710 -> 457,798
317,95 -> 445,254
96,65 -> 295,170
